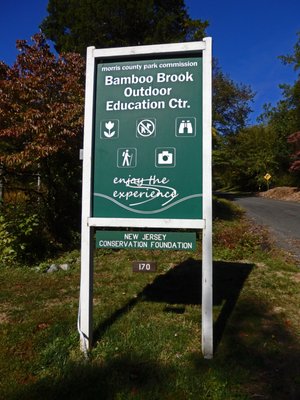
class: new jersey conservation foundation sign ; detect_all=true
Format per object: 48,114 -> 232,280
93,56 -> 203,221
96,231 -> 196,250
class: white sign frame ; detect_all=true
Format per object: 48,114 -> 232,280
79,38 -> 213,358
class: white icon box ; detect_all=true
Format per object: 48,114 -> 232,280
117,148 -> 137,168
136,118 -> 156,138
175,117 -> 196,137
100,119 -> 119,139
155,148 -> 176,168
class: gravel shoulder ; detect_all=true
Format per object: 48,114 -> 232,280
258,186 -> 300,203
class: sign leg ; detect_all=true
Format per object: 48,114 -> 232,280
201,36 -> 213,359
202,224 -> 213,358
79,225 -> 94,353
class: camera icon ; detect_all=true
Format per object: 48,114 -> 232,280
158,151 -> 173,164
155,148 -> 176,168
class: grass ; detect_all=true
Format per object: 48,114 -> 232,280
1,198 -> 300,399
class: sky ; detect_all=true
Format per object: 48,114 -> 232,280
0,0 -> 299,124
185,0 -> 300,123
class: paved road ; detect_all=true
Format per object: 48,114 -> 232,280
234,196 -> 300,264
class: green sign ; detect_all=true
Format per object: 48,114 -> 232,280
96,231 -> 196,251
92,56 -> 203,220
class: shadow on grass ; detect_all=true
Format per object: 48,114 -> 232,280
9,354 -> 175,400
190,296 -> 300,400
9,259 -> 300,399
94,259 -> 253,352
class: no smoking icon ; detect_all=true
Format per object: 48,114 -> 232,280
136,118 -> 156,138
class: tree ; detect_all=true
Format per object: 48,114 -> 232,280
212,61 -> 255,188
258,33 -> 300,184
288,131 -> 300,173
40,0 -> 208,55
258,100 -> 297,183
212,60 -> 254,136
41,1 -> 254,137
0,34 -> 85,249
213,125 -> 279,190
280,35 -> 300,179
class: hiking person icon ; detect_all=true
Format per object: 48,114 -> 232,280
117,148 -> 137,168
122,149 -> 132,166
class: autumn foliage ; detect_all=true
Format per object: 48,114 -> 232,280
0,34 -> 84,167
288,131 -> 300,172
0,34 -> 85,253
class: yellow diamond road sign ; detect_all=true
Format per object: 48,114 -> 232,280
264,173 -> 271,181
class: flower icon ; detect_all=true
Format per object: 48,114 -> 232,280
104,121 -> 115,138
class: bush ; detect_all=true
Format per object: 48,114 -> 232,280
273,173 -> 300,188
0,214 -> 18,266
0,202 -> 55,266
214,219 -> 272,260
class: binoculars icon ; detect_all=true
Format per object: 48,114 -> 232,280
178,120 -> 193,135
